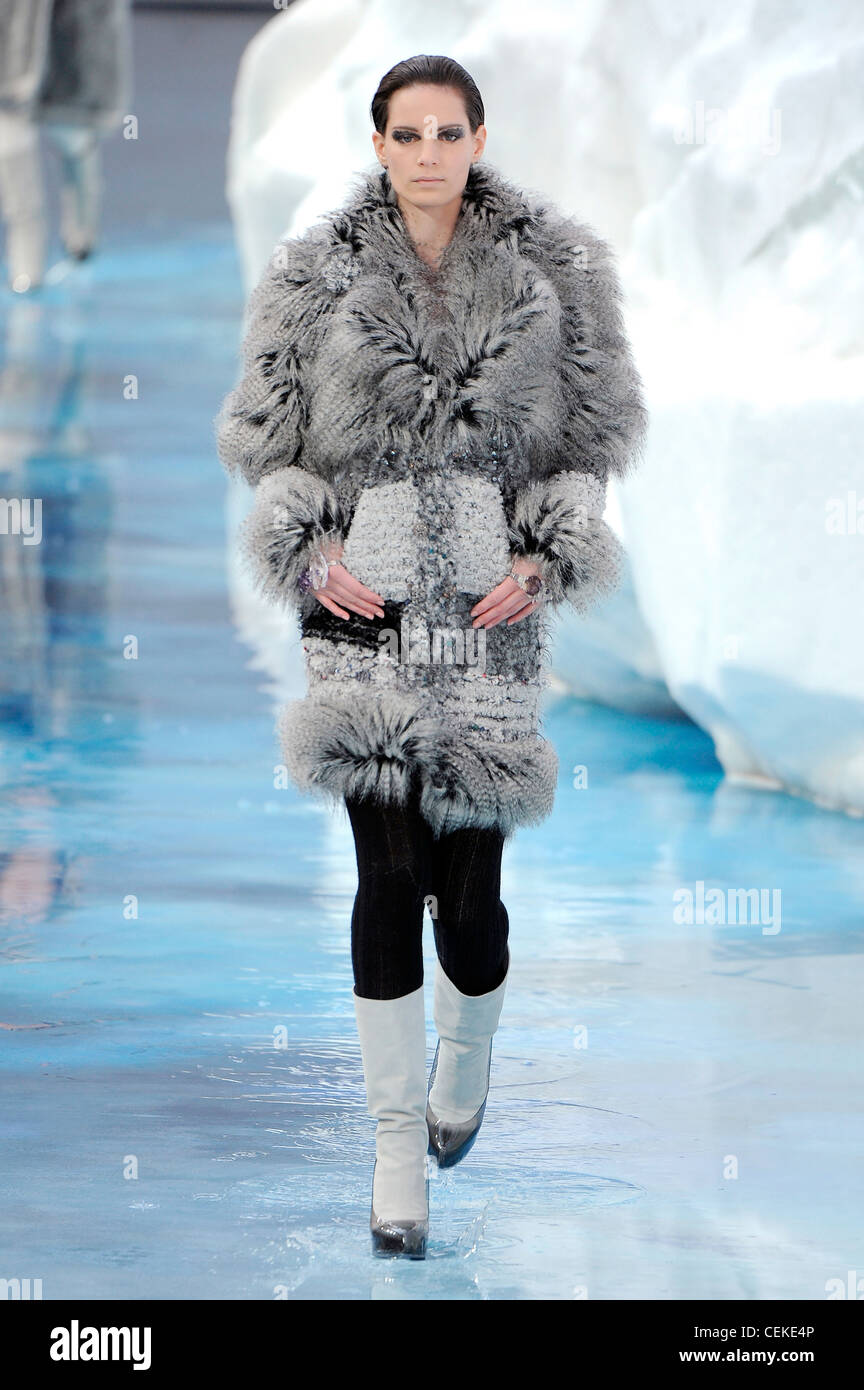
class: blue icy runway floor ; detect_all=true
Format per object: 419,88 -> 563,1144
1,224 -> 863,1301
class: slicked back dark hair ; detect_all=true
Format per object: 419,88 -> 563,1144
370,55 -> 484,136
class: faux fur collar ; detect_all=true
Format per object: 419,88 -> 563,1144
220,160 -> 646,494
317,160 -> 569,288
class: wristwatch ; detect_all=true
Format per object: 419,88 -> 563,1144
509,568 -> 545,599
297,548 -> 331,593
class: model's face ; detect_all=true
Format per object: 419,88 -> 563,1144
372,84 -> 486,207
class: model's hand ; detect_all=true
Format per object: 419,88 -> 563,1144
470,557 -> 545,629
312,540 -> 385,620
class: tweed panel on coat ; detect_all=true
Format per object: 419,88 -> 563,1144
216,161 -> 647,836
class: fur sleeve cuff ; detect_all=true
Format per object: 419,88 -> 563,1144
506,469 -> 625,614
238,466 -> 348,611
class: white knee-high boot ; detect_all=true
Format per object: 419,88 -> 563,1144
352,983 -> 429,1254
426,953 -> 510,1167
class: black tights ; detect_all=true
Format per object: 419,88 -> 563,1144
346,781 -> 510,1001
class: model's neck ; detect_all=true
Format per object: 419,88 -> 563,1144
395,192 -> 464,269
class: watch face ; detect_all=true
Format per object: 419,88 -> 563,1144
524,575 -> 542,596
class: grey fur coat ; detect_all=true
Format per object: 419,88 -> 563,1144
215,161 -> 647,839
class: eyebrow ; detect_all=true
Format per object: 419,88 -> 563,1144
390,123 -> 465,132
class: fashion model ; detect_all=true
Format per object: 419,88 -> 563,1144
216,54 -> 647,1259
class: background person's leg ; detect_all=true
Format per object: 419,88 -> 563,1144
45,122 -> 100,259
0,112 -> 46,290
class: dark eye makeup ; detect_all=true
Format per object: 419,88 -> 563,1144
391,128 -> 465,143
